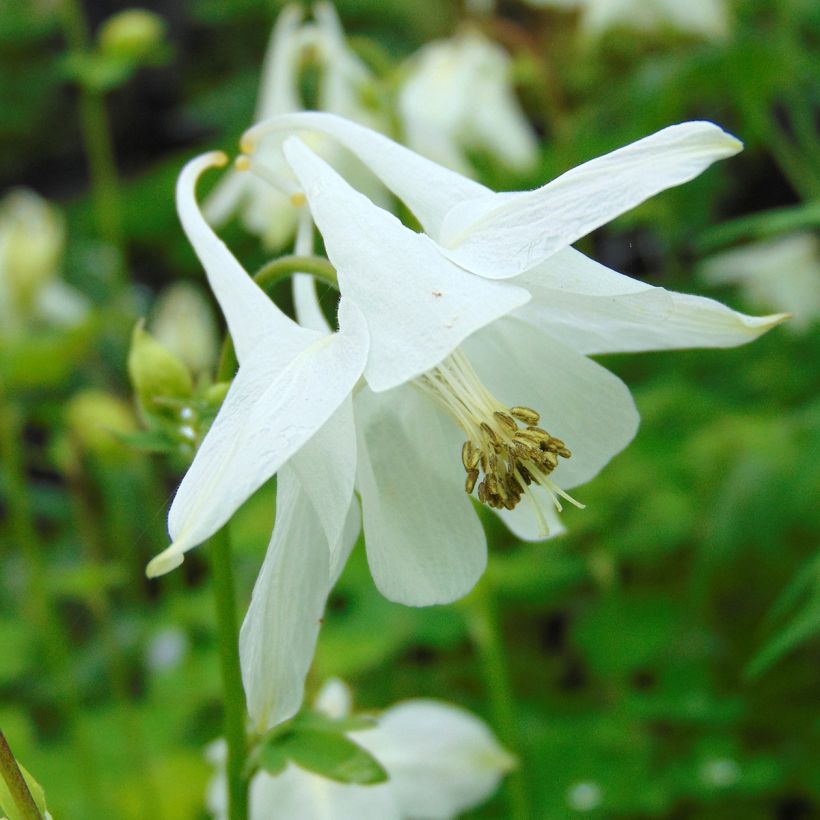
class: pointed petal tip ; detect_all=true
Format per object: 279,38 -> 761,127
145,546 -> 185,578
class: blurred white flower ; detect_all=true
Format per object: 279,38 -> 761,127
204,3 -> 387,250
150,281 -> 220,375
397,29 -> 538,175
700,232 -> 819,332
529,0 -> 729,40
207,679 -> 514,820
0,189 -> 89,334
145,627 -> 189,673
700,757 -> 741,789
566,780 -> 603,812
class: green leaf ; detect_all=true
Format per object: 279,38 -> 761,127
259,729 -> 387,786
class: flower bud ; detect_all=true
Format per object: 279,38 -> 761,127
128,320 -> 193,414
98,9 -> 166,63
65,389 -> 137,460
0,189 -> 64,313
150,282 -> 220,376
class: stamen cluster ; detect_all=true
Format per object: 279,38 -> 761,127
461,407 -> 571,511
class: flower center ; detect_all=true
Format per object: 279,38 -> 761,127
414,349 -> 582,535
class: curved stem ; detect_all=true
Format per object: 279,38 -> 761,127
216,255 -> 339,380
464,577 -> 532,820
210,527 -> 249,820
0,732 -> 42,820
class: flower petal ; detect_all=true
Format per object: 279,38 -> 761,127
355,384 -> 487,606
352,700 -> 514,819
495,492 -> 566,543
282,137 -> 530,392
463,316 -> 640,491
147,298 -> 367,577
177,151 -> 307,365
515,247 -> 788,354
239,467 -> 330,731
438,122 -> 743,278
250,765 -> 399,820
241,110 -> 488,237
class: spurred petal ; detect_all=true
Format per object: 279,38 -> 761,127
239,467 -> 330,731
355,384 -> 487,606
463,317 -> 640,491
146,298 -> 367,577
438,122 -> 743,278
282,137 -> 529,392
241,111 -> 488,237
255,3 -> 303,120
352,700 -> 514,819
516,247 -> 788,354
177,151 -> 306,365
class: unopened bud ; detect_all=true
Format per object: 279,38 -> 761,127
150,282 -> 219,376
98,9 -> 166,63
128,320 -> 193,413
65,389 -> 137,460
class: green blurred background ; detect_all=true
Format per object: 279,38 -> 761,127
0,0 -> 818,817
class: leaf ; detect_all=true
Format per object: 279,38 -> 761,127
259,729 -> 387,786
0,761 -> 49,820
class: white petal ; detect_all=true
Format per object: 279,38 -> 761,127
438,122 -> 743,278
515,247 -> 788,354
313,678 -> 353,719
463,317 -> 640,490
282,137 -> 530,392
352,700 -> 514,820
355,384 -> 487,606
255,4 -> 303,120
242,111 -> 488,238
147,298 -> 367,577
239,467 -> 330,732
176,152 -> 306,364
289,394 -> 357,553
201,167 -> 247,227
495,492 -> 566,543
250,765 -> 399,820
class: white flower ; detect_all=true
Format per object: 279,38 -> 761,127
397,29 -> 538,175
528,0 -> 729,40
204,3 -> 387,250
700,232 -> 818,332
150,114 -> 785,730
206,680 -> 514,820
0,189 -> 88,334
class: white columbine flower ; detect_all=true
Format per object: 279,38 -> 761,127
397,29 -> 538,175
527,0 -> 729,40
204,2 -> 386,250
150,114 -> 785,730
700,232 -> 818,332
206,679 -> 515,820
0,189 -> 88,335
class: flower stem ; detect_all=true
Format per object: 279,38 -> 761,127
209,527 -> 249,820
465,577 -> 532,820
59,0 -> 124,260
0,731 -> 42,820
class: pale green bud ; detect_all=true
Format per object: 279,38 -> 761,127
150,282 -> 220,376
98,9 -> 166,63
65,389 -> 137,460
0,189 -> 64,312
128,320 -> 193,414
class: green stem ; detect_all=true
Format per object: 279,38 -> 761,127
0,400 -> 103,816
59,0 -> 124,260
217,255 -> 339,381
464,577 -> 532,820
209,528 -> 249,820
0,731 -> 42,820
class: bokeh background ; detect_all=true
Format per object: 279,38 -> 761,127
1,0 -> 818,817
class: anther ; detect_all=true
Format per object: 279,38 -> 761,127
465,468 -> 479,494
510,406 -> 540,425
462,441 -> 480,471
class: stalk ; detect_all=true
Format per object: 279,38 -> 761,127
0,731 -> 42,820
